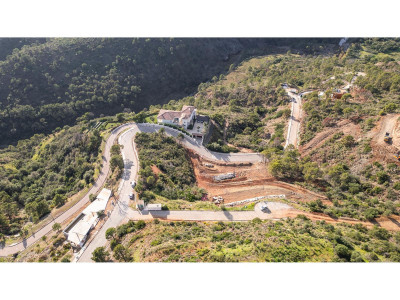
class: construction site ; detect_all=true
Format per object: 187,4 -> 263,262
187,149 -> 325,207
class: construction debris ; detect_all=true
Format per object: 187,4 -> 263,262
213,172 -> 235,182
212,196 -> 224,204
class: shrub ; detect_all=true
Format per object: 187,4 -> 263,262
61,256 -> 71,263
151,239 -> 162,246
369,226 -> 391,240
364,208 -> 379,221
376,171 -> 390,184
335,244 -> 351,261
393,182 -> 400,190
135,220 -> 146,230
350,251 -> 364,262
110,239 -> 118,251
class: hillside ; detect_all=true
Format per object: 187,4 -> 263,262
0,119 -> 107,238
86,218 -> 400,262
0,38 -> 341,145
140,38 -> 400,223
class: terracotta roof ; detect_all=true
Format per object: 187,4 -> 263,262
157,109 -> 182,121
181,105 -> 195,118
157,106 -> 196,121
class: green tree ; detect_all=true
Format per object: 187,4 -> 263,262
110,155 -> 124,171
0,213 -> 10,234
105,227 -> 116,240
111,144 -> 121,156
116,113 -> 125,122
146,176 -> 155,186
0,191 -> 18,220
52,223 -> 61,232
335,244 -> 351,261
113,244 -> 132,262
53,194 -> 66,208
92,247 -> 110,262
302,162 -> 322,182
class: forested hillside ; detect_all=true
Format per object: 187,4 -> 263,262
0,122 -> 103,236
0,38 -> 46,60
0,38 -> 340,145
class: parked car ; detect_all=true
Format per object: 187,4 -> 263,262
129,193 -> 134,200
131,181 -> 136,188
260,202 -> 268,212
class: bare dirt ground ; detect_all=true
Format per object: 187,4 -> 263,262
368,114 -> 400,163
151,165 -> 162,175
188,149 -> 325,205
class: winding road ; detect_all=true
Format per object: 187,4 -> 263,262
0,123 -> 135,257
77,124 -> 265,262
0,100 -> 300,259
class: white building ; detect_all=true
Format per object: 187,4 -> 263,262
157,105 -> 196,129
63,188 -> 112,248
145,203 -> 162,211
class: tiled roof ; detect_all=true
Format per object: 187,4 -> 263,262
157,106 -> 196,121
157,109 -> 182,121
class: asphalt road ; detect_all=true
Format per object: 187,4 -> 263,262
284,89 -> 302,148
126,202 -> 294,221
0,122 -> 268,259
137,123 -> 265,163
0,123 -> 135,257
77,123 -> 266,262
77,126 -> 139,262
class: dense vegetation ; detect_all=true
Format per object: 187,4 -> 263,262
95,217 -> 400,262
0,38 -> 46,60
0,38 -> 275,145
0,123 -> 103,236
135,131 -> 203,203
0,38 -> 342,145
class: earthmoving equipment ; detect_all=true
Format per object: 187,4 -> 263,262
394,151 -> 400,161
384,132 -> 392,143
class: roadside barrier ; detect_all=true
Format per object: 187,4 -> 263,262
224,194 -> 286,207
